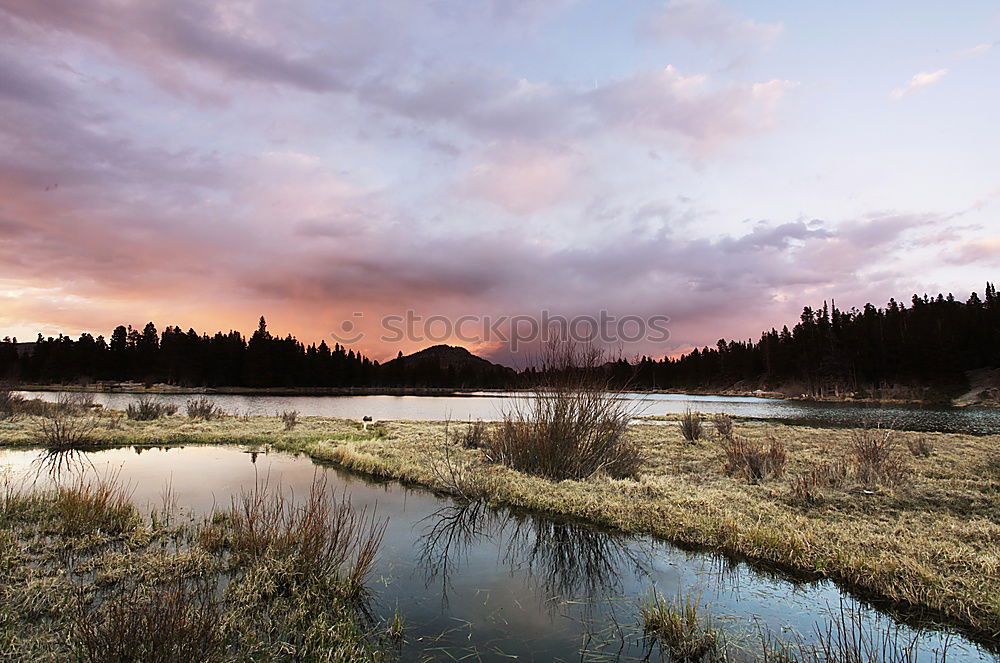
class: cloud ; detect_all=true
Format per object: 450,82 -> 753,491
889,69 -> 948,100
947,237 -> 1000,264
592,65 -> 796,151
644,0 -> 782,50
457,142 -> 580,214
957,42 -> 994,58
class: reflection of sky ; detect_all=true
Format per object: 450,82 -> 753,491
2,2 -> 998,362
22,391 -> 1000,434
1,446 -> 992,662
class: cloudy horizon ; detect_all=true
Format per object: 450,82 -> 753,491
1,0 -> 998,364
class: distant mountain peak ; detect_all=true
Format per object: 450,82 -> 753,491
384,344 -> 510,372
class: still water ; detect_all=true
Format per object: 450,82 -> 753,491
24,390 -> 1000,434
1,445 -> 994,662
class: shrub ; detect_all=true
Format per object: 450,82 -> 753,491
126,396 -> 178,421
641,592 -> 719,662
279,409 -> 299,430
906,435 -> 933,458
0,382 -> 25,419
680,409 -> 703,442
712,413 -> 734,440
721,434 -> 787,484
57,391 -> 95,414
39,412 -> 99,451
459,420 -> 487,449
74,578 -> 221,663
186,396 -> 223,421
482,342 -> 643,481
849,426 -> 908,486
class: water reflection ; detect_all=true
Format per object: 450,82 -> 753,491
419,501 -> 654,609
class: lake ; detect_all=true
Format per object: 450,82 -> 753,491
0,445 -> 994,662
22,390 -> 1000,434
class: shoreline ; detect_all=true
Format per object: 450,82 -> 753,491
1,412 -> 998,645
14,383 -> 991,408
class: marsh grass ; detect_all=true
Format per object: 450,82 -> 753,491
54,473 -> 138,536
126,396 -> 178,421
1,470 -> 392,662
185,396 -> 223,421
720,434 -> 787,484
201,475 -> 386,593
642,591 -> 720,662
680,409 -> 703,442
483,342 -> 643,480
756,604 -> 949,663
75,578 -> 222,663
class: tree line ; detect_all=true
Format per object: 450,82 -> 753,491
2,284 -> 998,396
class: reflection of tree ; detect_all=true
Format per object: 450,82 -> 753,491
417,501 -> 652,609
504,513 -> 651,599
33,448 -> 95,479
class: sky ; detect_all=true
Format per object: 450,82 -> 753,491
0,0 -> 998,365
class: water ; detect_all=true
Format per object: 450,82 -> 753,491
22,390 -> 1000,434
1,445 -> 994,663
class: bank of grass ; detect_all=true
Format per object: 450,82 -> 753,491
1,408 -> 998,641
0,471 -> 396,662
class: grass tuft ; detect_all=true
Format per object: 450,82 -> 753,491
720,434 -> 787,484
641,591 -> 720,662
680,409 -> 703,442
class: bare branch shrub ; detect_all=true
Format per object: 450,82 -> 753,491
185,396 -> 223,421
126,396 -> 178,421
712,413 -> 734,440
482,341 -> 643,481
906,435 -> 933,458
280,409 -> 299,430
850,426 -> 908,486
679,409 -> 703,442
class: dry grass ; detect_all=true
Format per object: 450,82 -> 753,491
201,475 -> 386,594
720,434 -> 787,484
1,469 -> 393,662
74,578 -> 222,663
1,411 -> 998,641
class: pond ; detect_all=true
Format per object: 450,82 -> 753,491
1,445 -> 994,663
21,390 -> 1000,434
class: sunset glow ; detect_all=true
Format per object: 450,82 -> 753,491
1,1 -> 998,362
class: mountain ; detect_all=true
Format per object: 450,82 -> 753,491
380,345 -> 515,388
